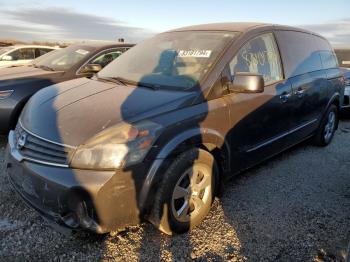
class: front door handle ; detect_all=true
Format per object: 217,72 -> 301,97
280,93 -> 291,103
295,89 -> 305,98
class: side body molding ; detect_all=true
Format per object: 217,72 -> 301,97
138,127 -> 230,210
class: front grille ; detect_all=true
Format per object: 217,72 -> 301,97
14,123 -> 72,167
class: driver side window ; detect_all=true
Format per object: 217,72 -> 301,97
89,49 -> 124,68
229,33 -> 283,85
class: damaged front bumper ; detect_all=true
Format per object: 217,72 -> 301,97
6,131 -> 143,234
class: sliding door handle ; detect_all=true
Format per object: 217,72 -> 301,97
295,89 -> 305,98
280,93 -> 291,103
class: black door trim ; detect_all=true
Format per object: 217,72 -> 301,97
246,118 -> 318,153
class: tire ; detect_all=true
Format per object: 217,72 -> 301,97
313,104 -> 338,146
149,148 -> 217,235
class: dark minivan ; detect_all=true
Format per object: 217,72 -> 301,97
6,23 -> 344,235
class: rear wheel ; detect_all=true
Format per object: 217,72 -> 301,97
149,148 -> 217,235
313,104 -> 338,146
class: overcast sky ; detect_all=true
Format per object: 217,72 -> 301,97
0,0 -> 349,47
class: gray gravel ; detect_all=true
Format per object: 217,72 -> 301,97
0,121 -> 349,261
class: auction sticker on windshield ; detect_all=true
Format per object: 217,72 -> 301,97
178,50 -> 212,58
75,49 -> 90,55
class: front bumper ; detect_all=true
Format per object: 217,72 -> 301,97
6,131 -> 143,233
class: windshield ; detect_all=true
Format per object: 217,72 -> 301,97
99,31 -> 239,90
33,45 -> 95,71
0,47 -> 14,56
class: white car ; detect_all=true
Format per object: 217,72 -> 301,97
0,45 -> 58,68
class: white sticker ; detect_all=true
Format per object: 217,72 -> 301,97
178,50 -> 212,58
75,49 -> 90,55
342,61 -> 350,65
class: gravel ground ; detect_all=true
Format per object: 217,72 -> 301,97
0,120 -> 349,262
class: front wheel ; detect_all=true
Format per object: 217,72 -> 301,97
149,148 -> 217,235
313,104 -> 338,146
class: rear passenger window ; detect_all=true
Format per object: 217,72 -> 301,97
229,33 -> 283,85
275,31 -> 323,78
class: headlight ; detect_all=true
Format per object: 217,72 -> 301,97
0,90 -> 14,99
70,121 -> 162,170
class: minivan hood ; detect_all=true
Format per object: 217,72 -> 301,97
20,77 -> 197,146
0,66 -> 63,91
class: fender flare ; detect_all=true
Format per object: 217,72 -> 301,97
325,93 -> 340,112
138,127 -> 230,210
9,96 -> 31,129
324,93 -> 341,129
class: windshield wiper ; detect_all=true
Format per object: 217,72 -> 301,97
34,64 -> 55,71
137,81 -> 159,90
96,76 -> 127,86
96,76 -> 159,90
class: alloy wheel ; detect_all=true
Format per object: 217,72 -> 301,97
324,111 -> 336,142
171,164 -> 212,223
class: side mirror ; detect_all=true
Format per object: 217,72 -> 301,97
80,64 -> 102,74
229,72 -> 264,93
2,55 -> 13,61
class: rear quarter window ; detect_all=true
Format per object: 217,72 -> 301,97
275,30 -> 323,78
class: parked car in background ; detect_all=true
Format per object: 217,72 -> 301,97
334,49 -> 350,111
340,68 -> 350,111
6,23 -> 343,235
335,49 -> 350,69
0,42 -> 134,134
0,45 -> 58,68
0,42 -> 13,48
